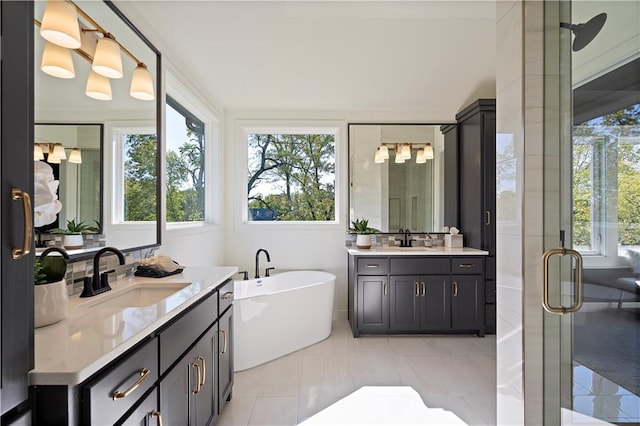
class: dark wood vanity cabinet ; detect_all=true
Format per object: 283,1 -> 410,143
442,99 -> 496,334
32,279 -> 234,426
349,256 -> 485,337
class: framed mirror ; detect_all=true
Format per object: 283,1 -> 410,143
348,123 -> 448,233
34,1 -> 161,259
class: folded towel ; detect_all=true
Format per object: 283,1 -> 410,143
134,265 -> 184,278
138,255 -> 185,272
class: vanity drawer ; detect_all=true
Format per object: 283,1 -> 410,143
82,337 -> 158,426
357,258 -> 389,275
389,257 -> 450,275
452,257 -> 483,274
219,278 -> 234,314
159,290 -> 218,374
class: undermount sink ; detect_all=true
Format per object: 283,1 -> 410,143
81,282 -> 192,308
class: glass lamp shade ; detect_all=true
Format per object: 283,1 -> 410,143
86,70 -> 113,100
34,145 -> 45,161
40,0 -> 81,49
92,35 -> 123,79
400,144 -> 411,160
41,41 -> 75,79
424,144 -> 434,160
51,144 -> 67,161
415,149 -> 426,164
68,149 -> 82,164
394,153 -> 405,164
130,64 -> 155,100
374,148 -> 384,164
378,145 -> 389,160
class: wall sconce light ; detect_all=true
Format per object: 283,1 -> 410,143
34,144 -> 45,161
35,0 -> 155,101
68,148 -> 82,164
375,142 -> 433,164
51,144 -> 67,162
41,41 -> 75,79
39,0 -> 82,49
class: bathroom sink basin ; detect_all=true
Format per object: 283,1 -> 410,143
82,282 -> 192,308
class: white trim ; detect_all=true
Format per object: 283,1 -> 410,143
165,70 -> 223,231
234,119 -> 345,230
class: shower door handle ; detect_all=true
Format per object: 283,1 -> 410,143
542,248 -> 583,315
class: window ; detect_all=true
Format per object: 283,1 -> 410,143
166,96 -> 205,222
572,103 -> 640,258
114,126 -> 157,223
245,128 -> 337,222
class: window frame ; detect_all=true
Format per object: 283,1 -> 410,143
235,120 -> 345,230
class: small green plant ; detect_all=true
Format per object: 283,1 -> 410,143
34,252 -> 68,285
50,219 -> 99,235
349,218 -> 379,234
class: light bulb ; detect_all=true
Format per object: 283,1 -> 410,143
92,34 -> 123,79
40,0 -> 81,49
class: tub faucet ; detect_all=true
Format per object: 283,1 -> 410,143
255,248 -> 271,278
80,247 -> 125,298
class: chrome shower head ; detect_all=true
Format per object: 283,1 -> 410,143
560,12 -> 607,52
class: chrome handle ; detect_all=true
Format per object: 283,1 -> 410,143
11,188 -> 32,259
192,362 -> 201,394
542,248 -> 583,315
486,210 -> 491,225
366,264 -> 379,268
453,281 -> 458,297
222,292 -> 234,300
150,411 -> 163,426
421,282 -> 426,297
415,282 -> 419,297
220,329 -> 228,354
112,368 -> 150,400
197,356 -> 206,386
383,282 -> 387,296
458,264 -> 475,268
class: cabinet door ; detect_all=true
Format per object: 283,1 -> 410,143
451,276 -> 483,332
420,276 -> 451,330
192,327 -> 216,426
159,356 -> 190,425
118,389 -> 159,426
1,1 -> 34,417
357,276 -> 388,332
217,307 -> 233,414
389,276 -> 420,331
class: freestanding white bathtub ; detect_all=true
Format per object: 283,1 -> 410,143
233,270 -> 336,371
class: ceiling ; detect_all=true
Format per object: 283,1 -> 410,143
114,1 -> 496,119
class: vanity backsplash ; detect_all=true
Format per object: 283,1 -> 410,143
62,247 -> 159,297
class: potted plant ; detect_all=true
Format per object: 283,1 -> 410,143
50,219 -> 99,250
349,218 -> 379,249
34,247 -> 69,328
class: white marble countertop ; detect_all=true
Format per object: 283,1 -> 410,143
30,265 -> 238,386
346,246 -> 489,256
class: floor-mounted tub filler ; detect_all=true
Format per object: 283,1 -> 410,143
233,270 -> 336,371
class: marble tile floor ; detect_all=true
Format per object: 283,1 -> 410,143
218,320 -> 497,426
573,364 -> 640,424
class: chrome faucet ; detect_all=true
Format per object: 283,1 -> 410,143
255,248 -> 271,278
80,247 -> 125,297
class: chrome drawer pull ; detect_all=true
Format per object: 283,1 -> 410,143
365,264 -> 379,268
421,282 -> 426,297
222,292 -> 234,300
112,368 -> 150,400
453,281 -> 459,297
415,282 -> 419,297
459,264 -> 475,268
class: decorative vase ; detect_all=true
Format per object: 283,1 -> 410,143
63,234 -> 83,250
356,234 -> 372,249
34,279 -> 68,328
